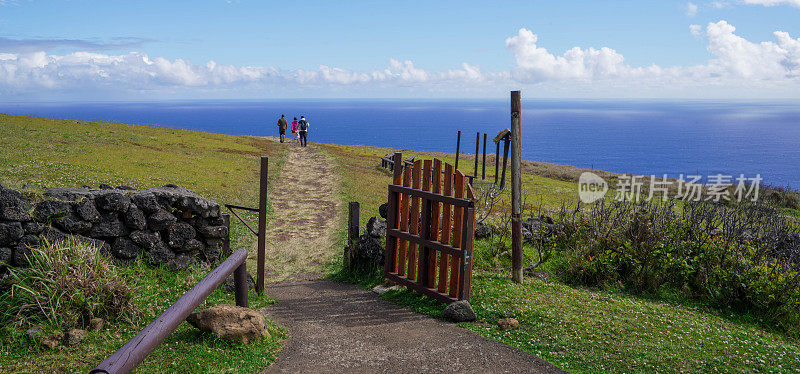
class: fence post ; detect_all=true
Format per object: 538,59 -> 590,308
347,202 -> 360,269
495,141 -> 500,184
221,213 -> 231,257
384,152 -> 403,276
473,132 -> 480,182
459,206 -> 475,301
257,156 -> 268,294
454,130 -> 461,170
510,91 -> 523,283
482,133 -> 487,180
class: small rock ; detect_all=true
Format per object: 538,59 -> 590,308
0,222 -> 24,246
197,225 -> 228,238
93,190 -> 131,212
22,221 -> 42,235
124,205 -> 147,231
111,237 -> 141,259
148,242 -> 175,265
65,329 -> 87,346
0,246 -> 11,264
498,318 -> 519,330
346,234 -> 383,274
147,209 -> 177,231
130,192 -> 160,213
25,325 -> 43,340
129,230 -> 161,250
41,332 -> 63,349
33,200 -> 72,221
87,212 -> 128,237
474,221 -> 493,239
88,317 -> 105,331
99,184 -> 113,190
165,254 -> 190,270
366,216 -> 386,238
0,186 -> 33,221
371,284 -> 402,295
180,238 -> 205,253
443,300 -> 476,322
74,198 -> 101,222
167,222 -> 196,248
187,304 -> 270,344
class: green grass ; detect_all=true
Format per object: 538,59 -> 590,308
1,258 -> 285,373
320,140 -> 800,373
0,114 -> 290,372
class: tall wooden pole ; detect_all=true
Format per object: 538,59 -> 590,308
455,130 -> 461,170
257,156 -> 268,294
510,91 -> 523,283
482,133 -> 487,180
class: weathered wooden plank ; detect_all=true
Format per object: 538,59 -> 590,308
418,160 -> 433,288
438,163 -> 453,293
387,185 -> 472,207
384,152 -> 403,275
459,206 -> 475,301
407,159 -> 422,281
398,165 -> 412,276
386,272 -> 458,305
386,229 -> 465,258
449,170 -> 465,298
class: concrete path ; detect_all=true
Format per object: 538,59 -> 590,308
260,274 -> 564,374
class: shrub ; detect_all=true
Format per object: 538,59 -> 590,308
549,199 -> 800,337
0,238 -> 139,330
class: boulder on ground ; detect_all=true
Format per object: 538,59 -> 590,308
0,222 -> 24,246
41,332 -> 63,349
124,205 -> 147,231
88,212 -> 128,237
65,328 -> 87,346
474,221 -> 493,239
522,215 -> 555,243
443,300 -> 476,322
93,190 -> 131,212
166,222 -> 196,248
378,203 -> 388,219
366,216 -> 386,238
187,304 -> 270,344
498,318 -> 519,330
0,186 -> 32,221
88,317 -> 105,331
346,234 -> 383,274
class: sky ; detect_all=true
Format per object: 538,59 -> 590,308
1,0 -> 800,100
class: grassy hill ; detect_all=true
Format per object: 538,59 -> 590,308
2,113 -> 799,373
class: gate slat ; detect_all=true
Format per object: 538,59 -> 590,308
437,163 -> 453,293
430,159 -> 442,289
385,152 -> 403,274
407,160 -> 422,281
398,166 -> 412,276
419,160 -> 436,288
449,170 -> 465,297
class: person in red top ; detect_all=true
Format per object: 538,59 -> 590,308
291,117 -> 299,143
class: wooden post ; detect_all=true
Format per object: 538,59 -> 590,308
494,141 -> 500,184
473,132 -> 479,182
257,156 -> 268,294
482,133 -> 487,180
454,130 -> 461,170
221,214 -> 231,257
347,201 -> 360,269
510,91 -> 523,283
384,152 -> 403,276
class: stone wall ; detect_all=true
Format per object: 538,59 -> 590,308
0,183 -> 228,271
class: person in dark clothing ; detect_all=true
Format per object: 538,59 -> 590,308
298,116 -> 310,147
277,114 -> 288,143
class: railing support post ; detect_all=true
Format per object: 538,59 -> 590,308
234,261 -> 248,308
347,201 -> 360,269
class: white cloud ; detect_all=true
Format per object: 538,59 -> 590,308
711,1 -> 730,8
686,2 -> 699,16
743,0 -> 800,7
1,21 -> 799,98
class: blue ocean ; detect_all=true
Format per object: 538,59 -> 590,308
2,99 -> 799,188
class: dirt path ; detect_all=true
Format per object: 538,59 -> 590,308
261,275 -> 563,373
257,142 -> 560,373
251,143 -> 341,280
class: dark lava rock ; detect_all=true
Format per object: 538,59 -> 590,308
522,216 -> 555,243
12,245 -> 32,266
99,184 -> 113,190
0,246 -> 11,264
148,242 -> 175,265
111,237 -> 141,259
197,225 -> 228,239
474,221 -> 493,239
129,230 -> 162,251
148,209 -> 177,232
442,300 -> 477,322
0,186 -> 32,221
87,212 -> 128,237
366,216 -> 386,238
43,187 -> 92,202
117,185 -> 135,191
40,226 -> 69,243
75,198 -> 101,222
223,272 -> 256,293
165,254 -> 190,270
180,238 -> 205,253
202,241 -> 221,263
167,222 -> 196,248
131,192 -> 160,213
379,203 -> 388,219
149,185 -> 220,218
0,222 -> 24,246
124,205 -> 147,231
22,221 -> 42,235
52,213 -> 92,234
346,234 -> 384,274
33,200 -> 72,221
93,190 -> 131,212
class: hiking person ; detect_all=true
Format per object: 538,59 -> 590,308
291,117 -> 299,143
277,114 -> 288,143
298,116 -> 310,147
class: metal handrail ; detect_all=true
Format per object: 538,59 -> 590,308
90,248 -> 250,374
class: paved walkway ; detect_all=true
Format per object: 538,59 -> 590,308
261,274 -> 563,374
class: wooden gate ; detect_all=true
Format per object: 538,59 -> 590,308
384,152 -> 476,303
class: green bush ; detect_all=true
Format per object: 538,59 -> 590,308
0,238 -> 139,330
549,200 -> 800,337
